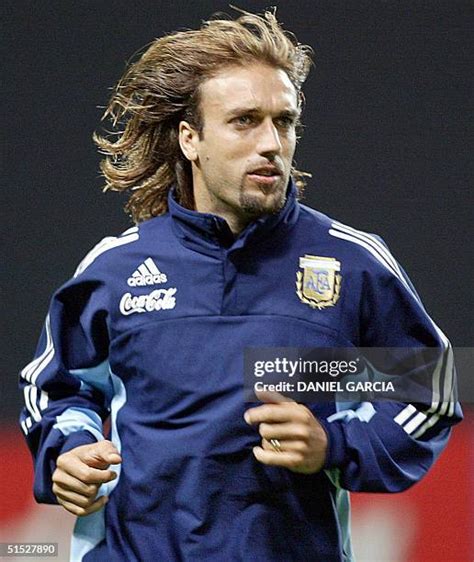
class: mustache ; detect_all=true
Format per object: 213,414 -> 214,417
246,160 -> 284,175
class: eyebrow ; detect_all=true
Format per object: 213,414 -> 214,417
226,107 -> 301,119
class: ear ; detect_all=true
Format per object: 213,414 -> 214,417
179,121 -> 200,162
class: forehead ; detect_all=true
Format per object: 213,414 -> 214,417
198,63 -> 298,117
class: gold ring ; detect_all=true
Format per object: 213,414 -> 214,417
269,438 -> 282,453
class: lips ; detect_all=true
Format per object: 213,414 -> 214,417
247,165 -> 282,177
246,165 -> 283,187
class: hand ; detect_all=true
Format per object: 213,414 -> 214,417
52,440 -> 122,516
244,390 -> 328,474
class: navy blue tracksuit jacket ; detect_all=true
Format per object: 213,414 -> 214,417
20,182 -> 462,561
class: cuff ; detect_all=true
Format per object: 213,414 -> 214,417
58,430 -> 99,455
319,418 -> 349,469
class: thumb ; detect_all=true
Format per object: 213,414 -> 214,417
255,389 -> 295,404
80,440 -> 122,469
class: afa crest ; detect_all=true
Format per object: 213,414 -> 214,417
296,255 -> 342,309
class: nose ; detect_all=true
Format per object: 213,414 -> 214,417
256,118 -> 282,156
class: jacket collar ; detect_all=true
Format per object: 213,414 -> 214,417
168,180 -> 300,254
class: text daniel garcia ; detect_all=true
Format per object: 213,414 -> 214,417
254,380 -> 395,393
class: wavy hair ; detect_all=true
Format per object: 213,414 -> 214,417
94,9 -> 313,222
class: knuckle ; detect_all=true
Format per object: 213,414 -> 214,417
295,403 -> 308,417
260,406 -> 271,417
78,466 -> 93,482
298,427 -> 311,440
295,452 -> 305,464
301,408 -> 313,423
80,495 -> 95,508
56,455 -> 67,469
85,484 -> 99,496
94,443 -> 106,455
75,506 -> 88,517
259,423 -> 270,438
63,503 -> 80,516
288,454 -> 304,468
293,441 -> 307,453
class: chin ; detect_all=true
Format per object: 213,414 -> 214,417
239,189 -> 286,217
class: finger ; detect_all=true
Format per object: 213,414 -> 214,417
52,472 -> 99,497
77,441 -> 122,469
252,446 -> 303,469
261,438 -> 307,454
59,462 -> 119,485
259,422 -> 312,441
58,495 -> 109,517
254,389 -> 295,404
53,486 -> 98,509
261,438 -> 283,453
244,402 -> 306,425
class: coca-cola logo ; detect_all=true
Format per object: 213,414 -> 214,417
119,288 -> 177,316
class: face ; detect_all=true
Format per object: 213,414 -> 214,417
179,63 -> 300,233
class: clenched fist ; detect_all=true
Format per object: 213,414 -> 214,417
52,440 -> 122,516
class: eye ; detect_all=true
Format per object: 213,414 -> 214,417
275,116 -> 296,129
232,115 -> 255,127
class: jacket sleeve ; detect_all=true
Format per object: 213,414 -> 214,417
19,267 -> 114,504
320,236 -> 462,492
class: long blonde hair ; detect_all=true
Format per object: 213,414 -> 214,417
94,9 -> 313,222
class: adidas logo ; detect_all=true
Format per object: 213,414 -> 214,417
127,258 -> 168,287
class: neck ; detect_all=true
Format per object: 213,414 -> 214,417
192,185 -> 251,236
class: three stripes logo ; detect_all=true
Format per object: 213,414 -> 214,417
127,258 -> 168,287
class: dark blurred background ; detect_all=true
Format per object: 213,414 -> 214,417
2,1 -> 473,558
4,2 -> 472,416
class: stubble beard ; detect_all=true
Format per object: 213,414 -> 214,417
238,176 -> 287,218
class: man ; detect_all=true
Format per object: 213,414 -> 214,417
19,10 -> 461,562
